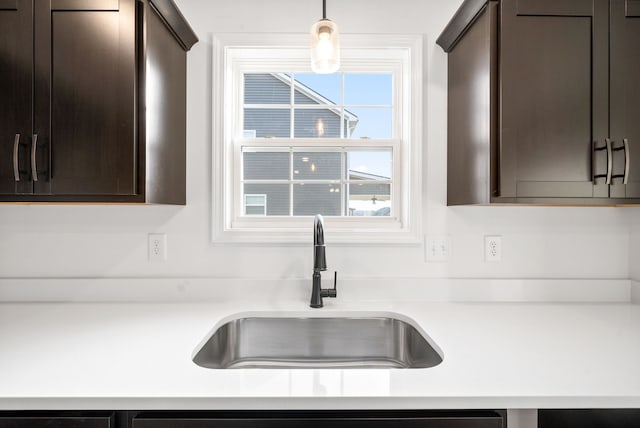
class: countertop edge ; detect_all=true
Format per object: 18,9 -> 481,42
0,277 -> 633,303
2,396 -> 640,411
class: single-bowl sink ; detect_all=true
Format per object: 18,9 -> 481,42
192,313 -> 443,369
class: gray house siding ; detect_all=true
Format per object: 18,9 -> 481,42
244,74 -> 291,104
244,183 -> 290,216
244,74 -> 345,138
243,152 -> 289,180
244,109 -> 291,138
350,181 -> 391,196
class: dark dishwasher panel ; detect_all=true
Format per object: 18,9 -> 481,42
133,410 -> 505,428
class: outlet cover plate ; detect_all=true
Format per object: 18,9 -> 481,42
148,233 -> 167,262
425,236 -> 450,262
484,235 -> 501,262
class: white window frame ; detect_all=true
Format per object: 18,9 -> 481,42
212,34 -> 423,245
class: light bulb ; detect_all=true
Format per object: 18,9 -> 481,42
310,19 -> 340,74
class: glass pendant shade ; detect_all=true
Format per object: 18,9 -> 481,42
310,19 -> 340,74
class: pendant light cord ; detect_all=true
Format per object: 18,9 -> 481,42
322,0 -> 327,19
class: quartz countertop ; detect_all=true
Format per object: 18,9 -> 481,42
1,297 -> 639,410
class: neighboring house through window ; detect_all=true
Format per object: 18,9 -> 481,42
242,72 -> 391,217
212,34 -> 423,244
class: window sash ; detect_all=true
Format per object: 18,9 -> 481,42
242,71 -> 395,140
236,140 -> 399,219
230,55 -> 404,221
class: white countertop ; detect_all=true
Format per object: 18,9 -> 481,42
1,297 -> 640,410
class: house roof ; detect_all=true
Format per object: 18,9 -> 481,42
349,170 -> 391,181
271,73 -> 359,135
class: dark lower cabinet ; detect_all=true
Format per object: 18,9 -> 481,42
538,409 -> 640,428
0,411 -> 114,428
131,411 -> 506,428
0,411 -> 504,428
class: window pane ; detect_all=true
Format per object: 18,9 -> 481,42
243,149 -> 290,180
294,109 -> 341,138
244,108 -> 290,138
244,73 -> 291,104
347,150 -> 391,217
245,205 -> 266,216
348,183 -> 391,217
347,150 -> 392,179
293,151 -> 341,180
293,73 -> 341,105
293,183 -> 341,216
344,74 -> 393,105
245,194 -> 266,205
243,184 -> 290,216
346,108 -> 392,139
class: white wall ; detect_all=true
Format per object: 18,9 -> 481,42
629,210 -> 640,281
0,0 -> 631,281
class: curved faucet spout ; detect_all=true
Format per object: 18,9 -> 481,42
314,214 -> 325,246
313,214 -> 327,272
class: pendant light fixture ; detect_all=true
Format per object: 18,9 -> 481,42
310,0 -> 340,74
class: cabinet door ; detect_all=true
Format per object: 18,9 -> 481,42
33,0 -> 137,196
134,420 -> 501,428
0,415 -> 113,428
133,413 -> 504,428
610,0 -> 640,198
539,409 -> 640,427
499,0 -> 609,199
0,0 -> 33,195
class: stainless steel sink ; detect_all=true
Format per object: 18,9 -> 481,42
192,314 -> 443,369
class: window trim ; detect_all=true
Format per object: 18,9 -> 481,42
211,34 -> 423,245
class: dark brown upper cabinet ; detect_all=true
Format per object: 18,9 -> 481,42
0,0 -> 197,203
437,0 -> 640,205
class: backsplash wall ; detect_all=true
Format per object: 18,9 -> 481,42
0,0 -> 631,281
630,211 -> 640,281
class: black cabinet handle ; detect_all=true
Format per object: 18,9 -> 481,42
31,133 -> 38,182
612,138 -> 630,185
605,138 -> 612,185
593,138 -> 612,184
623,138 -> 630,185
13,133 -> 20,182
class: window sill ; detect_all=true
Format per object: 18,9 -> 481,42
211,225 -> 422,246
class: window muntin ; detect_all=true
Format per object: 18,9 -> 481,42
240,71 -> 395,218
241,146 -> 392,217
242,72 -> 393,140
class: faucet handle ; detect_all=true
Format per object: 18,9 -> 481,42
322,271 -> 337,299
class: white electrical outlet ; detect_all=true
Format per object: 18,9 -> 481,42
148,233 -> 167,262
425,236 -> 450,262
484,235 -> 501,262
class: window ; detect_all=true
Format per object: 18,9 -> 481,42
212,34 -> 423,244
244,194 -> 267,216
